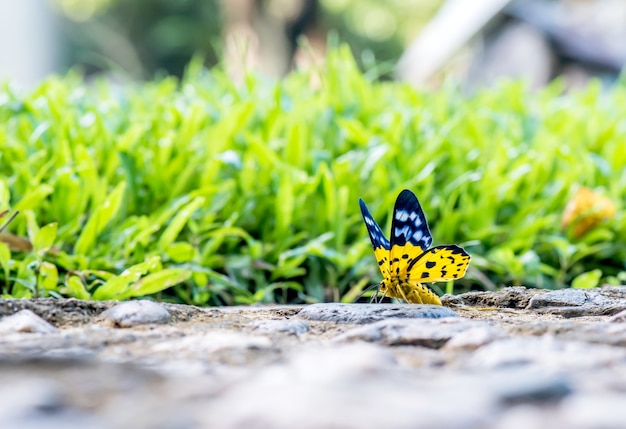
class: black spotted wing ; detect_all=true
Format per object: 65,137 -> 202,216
407,244 -> 471,282
359,198 -> 391,277
388,189 -> 434,276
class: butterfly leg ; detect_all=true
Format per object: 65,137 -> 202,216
354,283 -> 379,303
408,289 -> 424,304
370,287 -> 380,304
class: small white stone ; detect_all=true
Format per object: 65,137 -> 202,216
0,309 -> 57,334
100,301 -> 171,328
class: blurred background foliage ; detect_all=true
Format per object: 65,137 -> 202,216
0,48 -> 624,305
57,0 -> 224,78
5,0 -> 625,89
0,1 -> 624,304
52,0 -> 442,79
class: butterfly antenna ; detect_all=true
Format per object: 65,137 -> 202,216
354,283 -> 380,303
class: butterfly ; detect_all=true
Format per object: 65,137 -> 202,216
359,189 -> 470,305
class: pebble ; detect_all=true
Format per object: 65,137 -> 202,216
251,319 -> 310,335
0,310 -> 57,334
100,301 -> 171,328
527,288 -> 588,308
297,303 -> 457,324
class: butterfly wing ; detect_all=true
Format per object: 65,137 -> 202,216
362,189 -> 470,305
388,189 -> 434,277
408,245 -> 471,282
359,198 -> 391,277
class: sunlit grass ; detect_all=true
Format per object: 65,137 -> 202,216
0,46 -> 624,304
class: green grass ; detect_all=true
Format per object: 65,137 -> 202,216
0,46 -> 625,304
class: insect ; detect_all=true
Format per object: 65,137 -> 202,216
359,189 -> 470,305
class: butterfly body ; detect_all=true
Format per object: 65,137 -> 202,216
380,275 -> 442,305
359,190 -> 470,305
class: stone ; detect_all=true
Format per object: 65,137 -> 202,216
443,286 -> 542,309
597,286 -> 626,300
0,309 -> 57,334
555,321 -> 626,347
297,303 -> 457,324
251,319 -> 309,335
335,318 -> 492,348
527,289 -> 588,308
100,301 -> 171,328
527,287 -> 626,317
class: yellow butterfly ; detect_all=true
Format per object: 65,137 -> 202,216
359,189 -> 470,305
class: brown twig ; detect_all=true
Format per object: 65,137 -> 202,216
0,210 -> 18,233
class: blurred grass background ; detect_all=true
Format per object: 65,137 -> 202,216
0,46 -> 624,304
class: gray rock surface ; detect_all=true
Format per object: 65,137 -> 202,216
100,301 -> 171,327
609,309 -> 626,323
527,287 -> 626,317
251,319 -> 310,335
334,317 -> 498,348
298,302 -> 457,323
0,287 -> 626,428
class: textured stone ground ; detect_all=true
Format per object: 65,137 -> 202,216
1,286 -> 626,429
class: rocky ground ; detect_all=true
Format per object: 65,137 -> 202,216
1,286 -> 626,429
